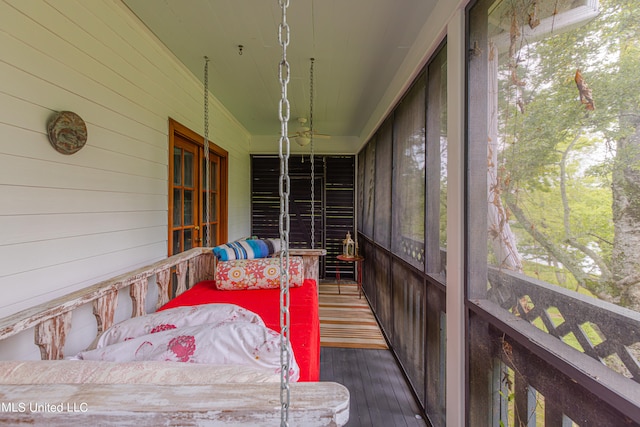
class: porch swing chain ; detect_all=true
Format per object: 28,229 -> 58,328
277,0 -> 292,425
203,56 -> 211,248
309,58 -> 315,249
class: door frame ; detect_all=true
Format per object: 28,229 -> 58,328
168,118 -> 228,255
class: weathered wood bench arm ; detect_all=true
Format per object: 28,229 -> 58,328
0,382 -> 350,426
0,248 -> 215,360
290,248 -> 327,285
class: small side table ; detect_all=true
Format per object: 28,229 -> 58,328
336,255 -> 365,298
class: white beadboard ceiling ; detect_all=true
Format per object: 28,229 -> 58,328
122,0 -> 439,147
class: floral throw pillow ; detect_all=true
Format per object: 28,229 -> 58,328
215,256 -> 304,290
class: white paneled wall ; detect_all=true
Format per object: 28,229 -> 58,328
0,0 -> 252,319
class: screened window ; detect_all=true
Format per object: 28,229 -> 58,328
426,47 -> 447,276
354,42 -> 447,424
392,74 -> 426,270
469,0 -> 638,308
467,0 -> 639,408
374,118 -> 393,249
362,138 -> 376,238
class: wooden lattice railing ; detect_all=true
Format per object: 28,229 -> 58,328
487,267 -> 640,382
474,267 -> 640,425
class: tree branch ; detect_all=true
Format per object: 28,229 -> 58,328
558,131 -> 613,280
504,194 -> 591,286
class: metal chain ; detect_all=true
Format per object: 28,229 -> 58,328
277,0 -> 291,425
309,58 -> 315,249
203,57 -> 211,248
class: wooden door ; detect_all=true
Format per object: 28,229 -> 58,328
169,119 -> 227,256
201,153 -> 221,249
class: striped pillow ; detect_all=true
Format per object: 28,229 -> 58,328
212,238 -> 281,261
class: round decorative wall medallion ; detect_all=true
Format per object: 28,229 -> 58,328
47,111 -> 88,155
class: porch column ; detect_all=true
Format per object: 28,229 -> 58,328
446,7 -> 466,427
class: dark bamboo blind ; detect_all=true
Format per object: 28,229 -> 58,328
251,155 -> 355,279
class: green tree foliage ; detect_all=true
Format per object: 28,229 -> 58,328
494,0 -> 640,307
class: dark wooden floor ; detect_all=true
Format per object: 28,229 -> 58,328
320,347 -> 428,427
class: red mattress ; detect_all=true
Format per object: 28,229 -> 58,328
158,279 -> 320,382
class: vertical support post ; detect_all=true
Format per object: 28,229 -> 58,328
93,289 -> 119,334
189,257 -> 198,290
514,372 -> 537,427
34,312 -> 72,360
175,261 -> 188,296
491,359 -> 510,426
130,279 -> 148,318
156,268 -> 172,309
446,7 -> 466,427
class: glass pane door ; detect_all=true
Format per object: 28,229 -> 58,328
169,119 -> 227,256
171,136 -> 200,255
201,155 -> 220,247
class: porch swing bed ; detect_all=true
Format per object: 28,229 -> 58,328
0,247 -> 344,426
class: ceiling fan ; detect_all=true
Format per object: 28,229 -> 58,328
289,117 -> 331,147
